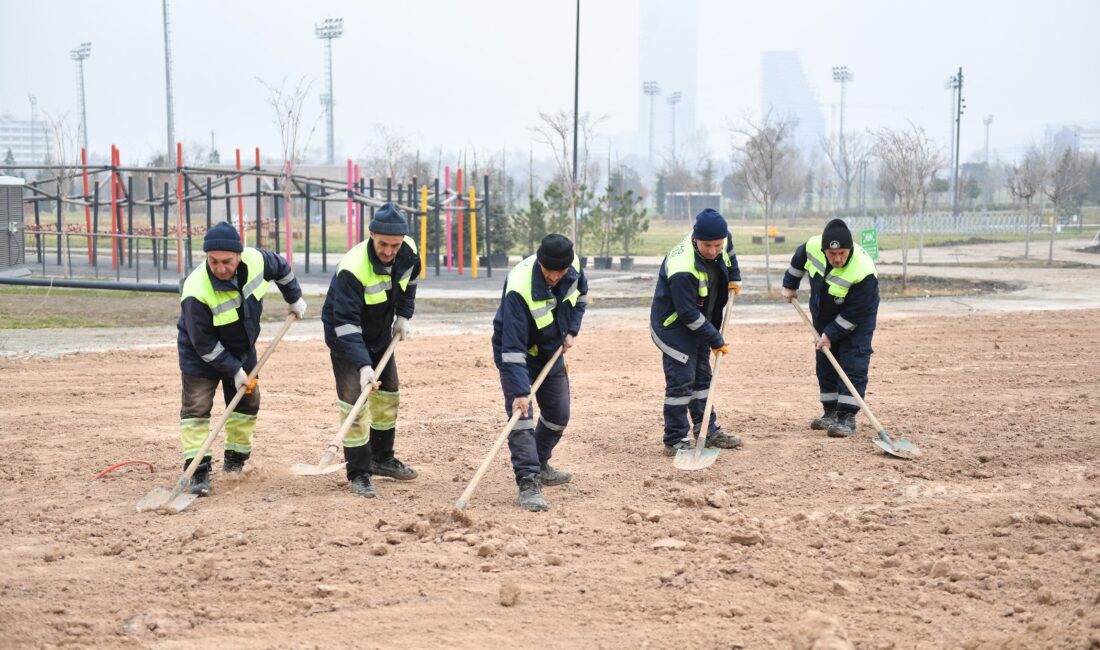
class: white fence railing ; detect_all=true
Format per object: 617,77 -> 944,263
845,212 -> 1041,235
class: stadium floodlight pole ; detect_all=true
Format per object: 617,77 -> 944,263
315,17 -> 343,166
162,0 -> 176,168
643,81 -> 660,168
832,65 -> 852,208
983,114 -> 993,165
70,42 -> 91,155
570,0 -> 580,246
667,91 -> 682,157
28,94 -> 38,164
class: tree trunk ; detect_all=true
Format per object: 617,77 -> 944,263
1047,198 -> 1056,266
1023,198 -> 1032,259
763,199 -> 772,292
900,209 -> 910,292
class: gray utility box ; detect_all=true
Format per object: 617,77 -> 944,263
0,175 -> 27,274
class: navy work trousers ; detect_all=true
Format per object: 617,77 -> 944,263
662,342 -> 719,446
816,331 -> 873,414
499,356 -> 570,485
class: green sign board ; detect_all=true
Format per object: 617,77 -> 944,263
860,228 -> 879,261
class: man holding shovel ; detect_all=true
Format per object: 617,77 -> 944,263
650,208 -> 743,456
492,234 -> 588,512
781,218 -> 879,437
322,204 -> 421,498
177,222 -> 306,496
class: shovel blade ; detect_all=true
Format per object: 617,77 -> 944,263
872,430 -> 919,460
290,461 -> 346,476
135,486 -> 198,514
673,446 -> 720,471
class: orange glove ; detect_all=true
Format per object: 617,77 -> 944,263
712,343 -> 730,356
728,281 -> 741,295
245,378 -> 258,395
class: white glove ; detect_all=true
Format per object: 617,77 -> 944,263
359,366 -> 375,393
234,368 -> 249,391
288,297 -> 307,319
393,316 -> 411,340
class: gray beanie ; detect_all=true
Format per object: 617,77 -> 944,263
203,221 -> 243,253
369,203 -> 409,236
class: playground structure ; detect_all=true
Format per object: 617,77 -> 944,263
0,144 -> 502,286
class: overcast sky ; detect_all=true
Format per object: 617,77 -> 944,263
2,0 -> 1097,168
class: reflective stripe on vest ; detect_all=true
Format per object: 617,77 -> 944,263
180,247 -> 269,326
505,253 -> 581,334
803,235 -> 877,298
662,233 -> 731,327
338,236 -> 419,306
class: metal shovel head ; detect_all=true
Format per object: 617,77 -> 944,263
673,446 -> 720,471
290,461 -> 346,476
135,486 -> 198,514
872,430 -> 919,460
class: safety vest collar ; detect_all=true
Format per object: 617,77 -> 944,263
803,235 -> 876,297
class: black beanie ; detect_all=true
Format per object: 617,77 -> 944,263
692,208 -> 728,241
369,203 -> 409,236
203,221 -> 243,253
536,234 -> 574,271
821,218 -> 853,250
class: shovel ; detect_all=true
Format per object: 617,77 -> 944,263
674,287 -> 738,471
290,335 -> 402,477
791,301 -> 920,459
455,345 -> 564,510
136,314 -> 298,513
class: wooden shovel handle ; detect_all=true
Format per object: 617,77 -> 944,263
456,345 -> 565,509
323,335 -> 402,454
790,301 -> 886,433
180,314 -> 297,483
692,288 -> 736,454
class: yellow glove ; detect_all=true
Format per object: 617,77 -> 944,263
728,281 -> 741,295
713,343 -> 730,356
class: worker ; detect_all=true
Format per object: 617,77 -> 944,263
177,221 -> 306,496
781,218 -> 880,437
492,233 -> 588,512
650,208 -> 742,455
322,203 -> 421,498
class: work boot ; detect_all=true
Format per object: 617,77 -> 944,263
371,457 -> 418,480
349,474 -> 377,498
827,411 -> 858,438
223,450 -> 250,474
693,422 -> 743,449
539,462 -> 572,486
185,457 -> 212,497
810,408 -> 837,431
516,475 -> 549,512
663,438 -> 693,457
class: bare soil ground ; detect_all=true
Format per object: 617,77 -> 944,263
1,307 -> 1099,649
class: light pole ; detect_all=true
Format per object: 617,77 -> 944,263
315,17 -> 343,166
28,94 -> 37,164
570,0 -> 580,246
832,65 -> 852,209
642,81 -> 660,169
983,114 -> 993,165
162,0 -> 176,167
667,91 -> 682,157
951,67 -> 965,217
70,42 -> 91,155
858,159 -> 869,218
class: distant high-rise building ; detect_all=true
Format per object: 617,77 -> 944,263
1048,123 -> 1100,157
761,51 -> 825,156
638,0 -> 699,168
0,114 -> 52,165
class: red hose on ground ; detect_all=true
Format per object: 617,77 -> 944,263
94,460 -> 156,479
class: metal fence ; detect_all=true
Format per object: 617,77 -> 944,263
846,212 -> 1040,235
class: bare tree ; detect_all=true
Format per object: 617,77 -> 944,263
729,110 -> 799,291
1007,145 -> 1047,259
872,123 -> 944,291
258,76 -> 319,264
42,111 -> 82,273
1044,146 -> 1088,265
530,109 -> 606,248
360,125 -> 420,182
822,130 -> 870,212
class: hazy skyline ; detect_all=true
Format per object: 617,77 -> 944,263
2,0 -> 1098,168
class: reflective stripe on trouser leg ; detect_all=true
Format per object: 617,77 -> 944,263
823,335 -> 872,414
499,364 -> 538,484
533,364 -> 570,465
687,344 -> 718,434
223,412 -> 257,454
662,345 -> 702,446
337,400 -> 369,448
369,390 -> 399,431
180,417 -> 210,459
